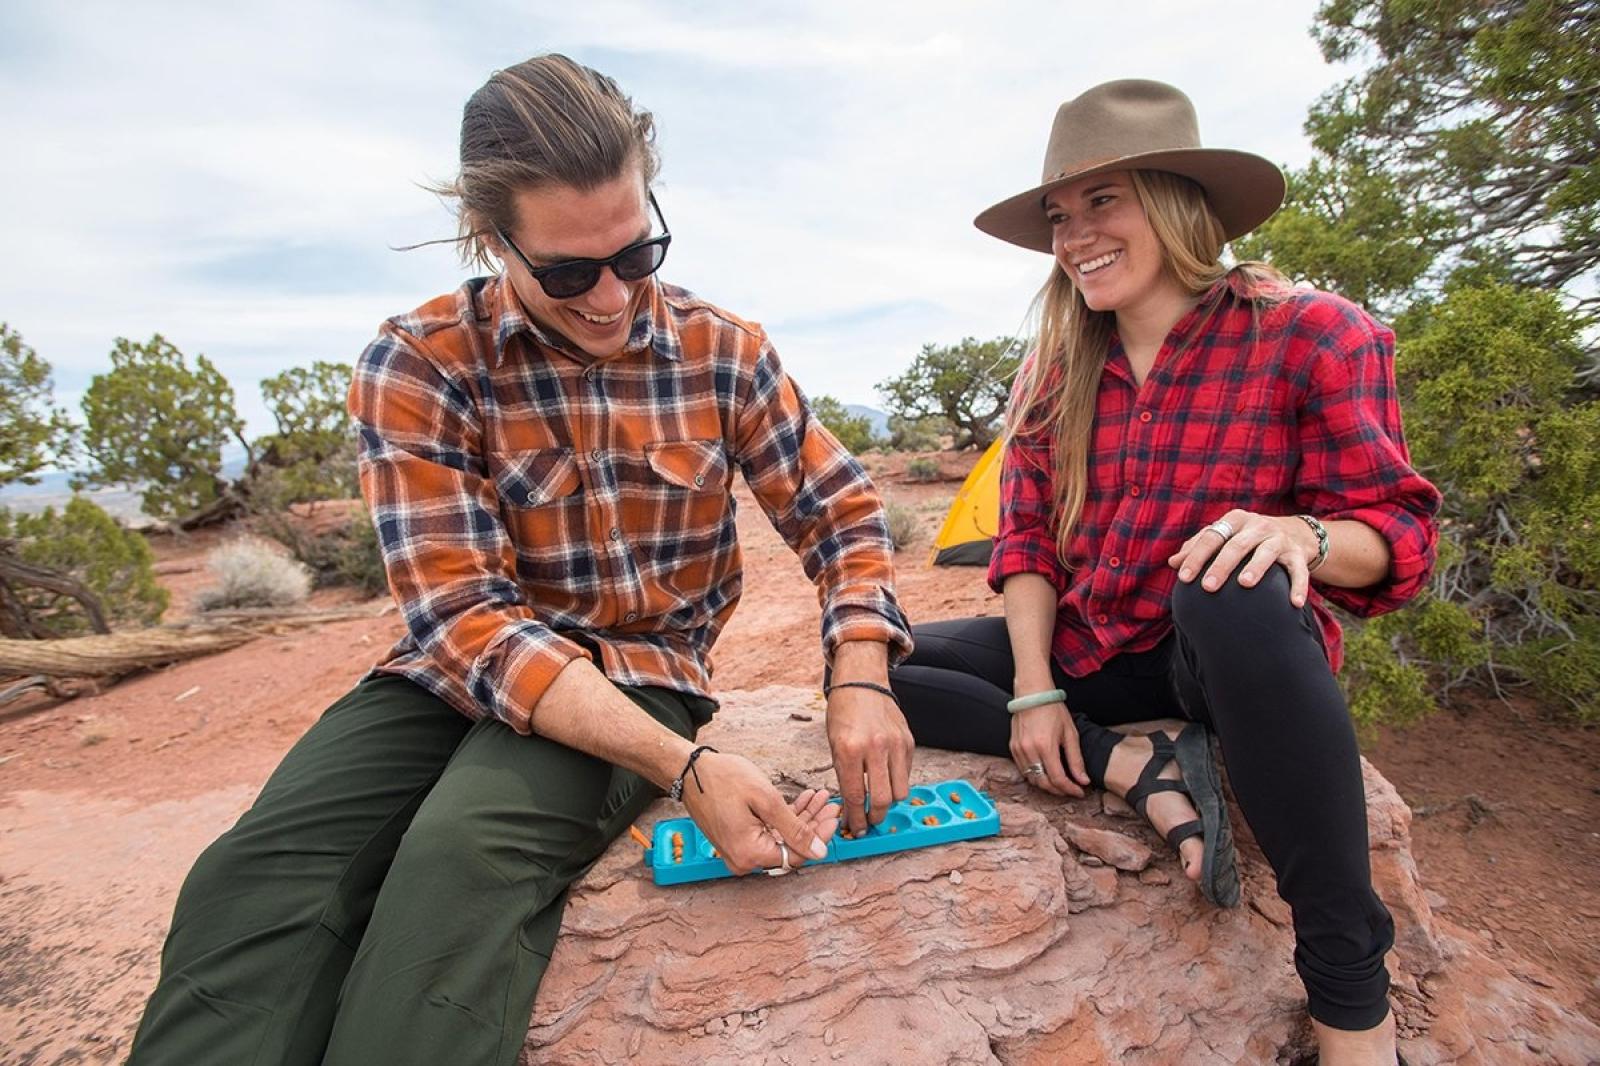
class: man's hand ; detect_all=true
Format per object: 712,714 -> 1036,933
680,752 -> 833,875
825,681 -> 914,837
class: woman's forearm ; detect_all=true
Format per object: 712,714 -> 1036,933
1003,573 -> 1060,695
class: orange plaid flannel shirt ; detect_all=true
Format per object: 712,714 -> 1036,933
350,274 -> 911,731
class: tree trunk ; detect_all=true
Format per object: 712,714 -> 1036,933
0,551 -> 111,634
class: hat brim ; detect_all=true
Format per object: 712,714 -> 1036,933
973,148 -> 1286,253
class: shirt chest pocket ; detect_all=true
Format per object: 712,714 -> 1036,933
644,439 -> 728,492
490,448 -> 585,570
639,439 -> 730,540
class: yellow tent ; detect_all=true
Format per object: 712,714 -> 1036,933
928,439 -> 1002,566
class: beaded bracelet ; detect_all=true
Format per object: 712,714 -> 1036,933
1295,513 -> 1330,573
1005,688 -> 1067,715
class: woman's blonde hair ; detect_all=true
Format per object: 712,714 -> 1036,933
1005,169 -> 1289,563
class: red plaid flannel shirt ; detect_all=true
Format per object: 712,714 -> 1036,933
351,274 -> 911,731
988,281 -> 1441,674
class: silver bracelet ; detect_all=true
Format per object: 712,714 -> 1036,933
1295,514 -> 1330,573
1006,688 -> 1066,714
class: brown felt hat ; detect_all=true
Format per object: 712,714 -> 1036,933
974,79 -> 1286,253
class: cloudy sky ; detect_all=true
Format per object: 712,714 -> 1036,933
2,1 -> 1352,440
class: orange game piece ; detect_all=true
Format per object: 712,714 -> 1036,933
922,815 -> 939,826
909,798 -> 926,807
948,792 -> 962,803
963,810 -> 977,820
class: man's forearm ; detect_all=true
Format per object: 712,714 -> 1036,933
830,639 -> 890,685
528,657 -> 695,789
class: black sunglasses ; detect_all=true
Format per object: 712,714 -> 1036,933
495,191 -> 671,300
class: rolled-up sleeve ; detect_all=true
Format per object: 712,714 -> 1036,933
732,339 -> 913,665
1294,309 -> 1441,617
350,325 -> 590,730
987,430 -> 1065,595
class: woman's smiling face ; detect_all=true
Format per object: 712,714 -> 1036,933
1044,170 -> 1174,315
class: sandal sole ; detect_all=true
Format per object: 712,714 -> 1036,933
1174,724 -> 1241,908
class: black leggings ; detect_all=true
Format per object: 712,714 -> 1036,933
888,565 -> 1394,1031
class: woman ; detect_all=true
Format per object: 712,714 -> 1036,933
888,80 -> 1438,1065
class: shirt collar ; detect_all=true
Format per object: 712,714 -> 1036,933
490,274 -> 677,368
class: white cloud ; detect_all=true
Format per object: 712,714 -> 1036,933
3,0 -> 1347,436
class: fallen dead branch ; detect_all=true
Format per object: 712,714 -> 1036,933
0,602 -> 386,689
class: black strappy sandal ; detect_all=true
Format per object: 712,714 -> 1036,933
1122,724 -> 1240,908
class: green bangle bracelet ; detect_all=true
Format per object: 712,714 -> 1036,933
1006,688 -> 1067,714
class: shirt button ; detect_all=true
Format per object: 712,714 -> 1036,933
1138,410 -> 1152,423
624,611 -> 638,623
609,527 -> 621,540
583,368 -> 595,381
1108,556 -> 1121,568
693,474 -> 705,487
590,448 -> 602,462
1097,613 -> 1109,625
1128,485 -> 1141,497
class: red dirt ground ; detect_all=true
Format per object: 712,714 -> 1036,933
1,452 -> 1596,1061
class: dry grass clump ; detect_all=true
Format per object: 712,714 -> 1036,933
904,457 -> 941,483
884,500 -> 921,552
196,536 -> 312,611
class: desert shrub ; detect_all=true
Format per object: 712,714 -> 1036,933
1,324 -> 77,488
252,506 -> 388,597
878,337 -> 1020,450
1340,283 -> 1600,721
885,414 -> 949,452
196,536 -> 312,611
0,498 -> 168,636
77,334 -> 245,522
254,362 -> 359,506
883,500 -> 920,551
809,395 -> 881,455
905,458 -> 941,483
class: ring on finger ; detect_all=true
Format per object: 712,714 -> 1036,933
766,840 -> 792,876
1023,762 -> 1045,776
1203,518 -> 1235,541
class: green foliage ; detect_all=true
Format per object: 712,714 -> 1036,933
254,362 -> 359,505
1342,611 -> 1437,728
0,498 -> 168,635
904,457 -> 941,483
1347,283 -> 1600,720
1300,0 -> 1600,311
878,337 -> 1021,450
77,334 -> 245,521
1235,158 -> 1447,313
253,506 -> 388,596
0,324 -> 77,488
885,413 -> 950,452
809,395 -> 880,455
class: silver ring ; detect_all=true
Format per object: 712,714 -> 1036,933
1024,763 -> 1045,776
766,841 -> 793,877
1203,519 -> 1235,541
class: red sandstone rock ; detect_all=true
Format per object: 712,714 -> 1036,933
521,685 -> 1600,1066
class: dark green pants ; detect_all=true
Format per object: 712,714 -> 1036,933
128,673 -> 712,1066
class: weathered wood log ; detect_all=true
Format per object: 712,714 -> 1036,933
0,603 -> 383,680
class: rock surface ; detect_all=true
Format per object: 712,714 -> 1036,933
521,686 -> 1600,1066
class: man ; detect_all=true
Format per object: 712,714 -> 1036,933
130,54 -> 913,1066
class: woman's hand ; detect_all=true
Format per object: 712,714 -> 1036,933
1009,700 -> 1089,797
1167,509 -> 1322,607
